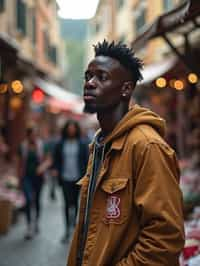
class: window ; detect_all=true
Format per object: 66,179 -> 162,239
17,0 -> 27,35
95,22 -> 100,34
163,0 -> 173,11
32,11 -> 36,43
49,46 -> 57,65
43,30 -> 57,64
43,30 -> 50,59
117,0 -> 124,9
28,8 -> 36,43
135,8 -> 146,34
0,0 -> 5,12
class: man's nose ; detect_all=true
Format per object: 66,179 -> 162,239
87,76 -> 97,88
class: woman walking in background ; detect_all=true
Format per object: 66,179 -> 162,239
18,127 -> 48,240
53,120 -> 89,243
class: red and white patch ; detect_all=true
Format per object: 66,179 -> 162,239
106,196 -> 121,219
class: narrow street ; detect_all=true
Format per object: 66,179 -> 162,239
0,1 -> 200,266
0,185 -> 71,266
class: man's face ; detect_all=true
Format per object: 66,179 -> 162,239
83,56 -> 128,114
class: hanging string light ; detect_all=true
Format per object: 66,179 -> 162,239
9,96 -> 23,110
0,83 -> 8,94
155,77 -> 167,88
11,80 -> 24,94
188,73 -> 198,84
174,80 -> 184,90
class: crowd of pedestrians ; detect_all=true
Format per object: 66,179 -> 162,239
3,119 -> 91,242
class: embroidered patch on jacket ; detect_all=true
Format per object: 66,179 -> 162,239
106,196 -> 120,218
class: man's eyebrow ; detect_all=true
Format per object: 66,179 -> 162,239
85,66 -> 111,76
97,68 -> 108,73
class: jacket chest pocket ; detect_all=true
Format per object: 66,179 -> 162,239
100,178 -> 129,224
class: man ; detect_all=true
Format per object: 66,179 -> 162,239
67,40 -> 185,265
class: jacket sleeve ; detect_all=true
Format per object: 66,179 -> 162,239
116,142 -> 185,266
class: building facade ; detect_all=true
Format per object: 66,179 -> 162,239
86,0 -> 115,64
87,0 -> 183,63
0,0 -> 62,153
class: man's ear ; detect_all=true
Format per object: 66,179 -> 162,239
121,81 -> 134,99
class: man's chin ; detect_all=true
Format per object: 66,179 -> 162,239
83,105 -> 97,114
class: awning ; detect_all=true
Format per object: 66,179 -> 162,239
0,32 -> 19,53
132,0 -> 200,51
34,78 -> 84,114
140,57 -> 177,84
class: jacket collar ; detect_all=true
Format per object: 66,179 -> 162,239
89,128 -> 127,153
110,134 -> 127,151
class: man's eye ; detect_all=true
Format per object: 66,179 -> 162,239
99,73 -> 108,81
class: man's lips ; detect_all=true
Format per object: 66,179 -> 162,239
83,94 -> 96,100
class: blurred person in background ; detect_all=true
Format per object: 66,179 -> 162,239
41,126 -> 59,201
0,128 -> 9,159
18,127 -> 48,240
67,40 -> 184,266
0,127 -> 10,177
53,120 -> 89,243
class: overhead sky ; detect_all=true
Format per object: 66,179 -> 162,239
57,0 -> 100,19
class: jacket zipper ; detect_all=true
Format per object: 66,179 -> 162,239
77,141 -> 106,266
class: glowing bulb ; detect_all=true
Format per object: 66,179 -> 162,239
0,83 -> 8,93
32,88 -> 45,104
188,73 -> 198,84
9,96 -> 22,109
169,79 -> 176,88
155,77 -> 167,88
11,80 -> 24,94
174,80 -> 184,90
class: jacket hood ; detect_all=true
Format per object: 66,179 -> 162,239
103,105 -> 166,144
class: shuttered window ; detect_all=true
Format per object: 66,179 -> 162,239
135,8 -> 146,34
17,0 -> 27,35
32,10 -> 36,43
49,46 -> 57,65
43,30 -> 50,59
117,0 -> 124,9
0,0 -> 5,12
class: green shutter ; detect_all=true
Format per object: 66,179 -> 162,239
17,0 -> 27,35
32,12 -> 36,43
0,0 -> 5,12
117,0 -> 124,9
43,30 -> 50,59
51,46 -> 57,65
135,9 -> 146,34
48,46 -> 57,65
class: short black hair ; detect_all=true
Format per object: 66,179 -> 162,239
94,40 -> 143,84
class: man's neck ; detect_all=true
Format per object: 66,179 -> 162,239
97,104 -> 129,137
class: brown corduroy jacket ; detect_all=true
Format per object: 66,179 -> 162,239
67,105 -> 185,266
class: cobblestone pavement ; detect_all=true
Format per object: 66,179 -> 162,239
0,184 -> 73,266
